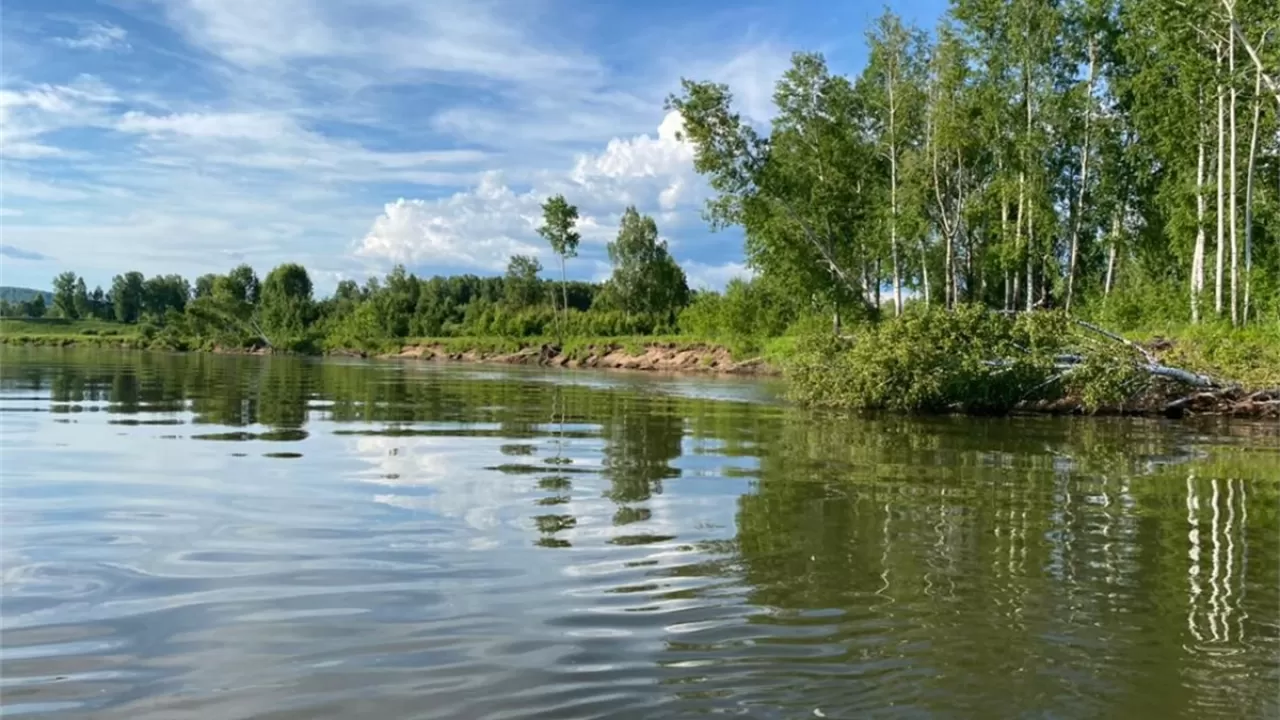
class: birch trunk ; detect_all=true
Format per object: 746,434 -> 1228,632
1243,61 -> 1261,325
1104,210 -> 1119,297
1016,173 -> 1025,311
559,256 -> 569,343
1229,31 -> 1239,326
920,239 -> 931,306
1023,58 -> 1034,313
1192,105 -> 1207,324
1001,173 -> 1010,311
1065,41 -> 1096,313
1215,48 -> 1226,317
888,67 -> 902,316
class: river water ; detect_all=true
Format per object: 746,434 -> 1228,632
1,347 -> 1277,719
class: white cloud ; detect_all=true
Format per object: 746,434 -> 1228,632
1,5 -> 784,289
54,22 -> 130,52
356,174 -> 544,270
0,77 -> 121,157
571,111 -> 691,179
684,261 -> 755,291
116,110 -> 295,140
0,208 -> 24,217
114,109 -> 487,183
356,112 -> 705,271
160,0 -> 601,84
681,42 -> 791,124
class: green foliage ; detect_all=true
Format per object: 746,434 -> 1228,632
538,195 -> 580,260
52,272 -> 79,319
677,277 -> 803,352
504,255 -> 544,309
111,272 -> 145,323
538,194 -> 581,341
24,294 -> 47,318
72,277 -> 91,320
259,263 -> 315,347
605,207 -> 690,319
787,306 -> 1066,413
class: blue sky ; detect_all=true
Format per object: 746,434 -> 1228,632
0,0 -> 947,295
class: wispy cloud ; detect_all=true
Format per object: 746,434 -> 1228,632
53,21 -> 130,52
1,0 -> 801,289
0,244 -> 49,261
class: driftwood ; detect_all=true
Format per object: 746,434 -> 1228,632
984,319 -> 1248,415
1073,320 -> 1221,389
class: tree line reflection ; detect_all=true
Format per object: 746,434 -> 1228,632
4,348 -> 1277,714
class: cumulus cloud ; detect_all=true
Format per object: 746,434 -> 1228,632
357,111 -> 705,271
356,173 -> 544,270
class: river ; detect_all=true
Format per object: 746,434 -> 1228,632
1,347 -> 1276,718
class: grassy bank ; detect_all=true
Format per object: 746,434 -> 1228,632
786,307 -> 1279,417
0,318 -> 144,347
5,313 -> 1275,416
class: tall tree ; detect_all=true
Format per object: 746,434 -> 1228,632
259,263 -> 314,342
861,11 -> 929,315
670,53 -> 876,330
111,272 -> 145,323
605,207 -> 690,318
228,264 -> 261,306
537,195 -> 580,343
504,255 -> 544,309
72,276 -> 91,319
52,272 -> 79,319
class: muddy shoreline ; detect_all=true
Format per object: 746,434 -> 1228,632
376,342 -> 777,375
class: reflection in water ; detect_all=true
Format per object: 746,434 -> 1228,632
1,347 -> 1277,719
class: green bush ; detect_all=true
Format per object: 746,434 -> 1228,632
786,305 -> 1067,413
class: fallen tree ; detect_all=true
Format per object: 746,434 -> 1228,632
786,306 -> 1269,417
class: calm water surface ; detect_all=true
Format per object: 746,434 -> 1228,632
2,347 -> 1277,719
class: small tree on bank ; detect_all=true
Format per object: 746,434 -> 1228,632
537,195 -> 580,343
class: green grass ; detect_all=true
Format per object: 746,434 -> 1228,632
0,318 -> 142,347
1124,321 -> 1280,388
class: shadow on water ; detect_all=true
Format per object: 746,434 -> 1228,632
0,347 -> 1277,719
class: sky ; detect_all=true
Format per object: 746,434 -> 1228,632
0,0 -> 947,295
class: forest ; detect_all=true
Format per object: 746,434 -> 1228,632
3,0 -> 1277,412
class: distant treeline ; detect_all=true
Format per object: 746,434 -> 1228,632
5,204 -> 819,352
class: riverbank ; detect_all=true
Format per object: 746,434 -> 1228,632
380,340 -> 775,374
3,316 -> 1276,418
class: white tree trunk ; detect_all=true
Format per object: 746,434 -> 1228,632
1016,172 -> 1025,311
1215,58 -> 1226,318
920,239 -> 931,306
1192,108 -> 1207,324
1105,211 -> 1119,297
1243,62 -> 1261,325
1001,176 -> 1011,311
1065,41 -> 1095,313
560,256 -> 569,342
1023,59 -> 1034,313
889,75 -> 902,317
1229,31 -> 1239,326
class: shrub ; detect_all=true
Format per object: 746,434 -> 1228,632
786,305 -> 1067,413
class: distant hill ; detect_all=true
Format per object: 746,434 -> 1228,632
0,287 -> 54,304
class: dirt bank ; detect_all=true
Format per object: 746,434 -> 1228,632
382,342 -> 776,375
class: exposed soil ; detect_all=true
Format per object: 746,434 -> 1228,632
383,342 -> 777,375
